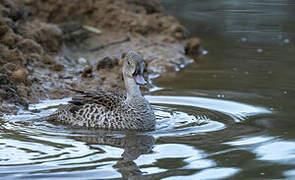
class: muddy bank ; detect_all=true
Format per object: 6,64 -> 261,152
0,0 -> 200,114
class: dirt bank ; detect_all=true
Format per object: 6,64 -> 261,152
0,0 -> 200,114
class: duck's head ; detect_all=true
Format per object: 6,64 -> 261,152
122,51 -> 147,86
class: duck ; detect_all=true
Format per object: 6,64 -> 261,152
51,51 -> 156,131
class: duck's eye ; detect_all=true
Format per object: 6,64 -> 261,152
127,61 -> 131,65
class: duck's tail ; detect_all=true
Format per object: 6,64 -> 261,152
32,113 -> 58,123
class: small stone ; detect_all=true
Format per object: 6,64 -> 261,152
10,69 -> 28,85
51,63 -> 64,71
43,55 -> 54,64
82,65 -> 93,78
185,37 -> 200,59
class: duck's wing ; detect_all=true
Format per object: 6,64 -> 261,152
68,88 -> 126,109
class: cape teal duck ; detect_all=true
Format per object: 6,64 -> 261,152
52,51 -> 156,131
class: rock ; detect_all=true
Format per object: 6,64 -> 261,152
51,63 -> 64,71
82,65 -> 93,78
10,68 -> 28,85
185,37 -> 200,59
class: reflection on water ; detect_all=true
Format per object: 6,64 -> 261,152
0,94 -> 270,179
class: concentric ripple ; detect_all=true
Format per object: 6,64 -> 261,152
0,95 -> 271,179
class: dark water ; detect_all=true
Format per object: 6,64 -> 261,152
158,0 -> 295,179
1,0 -> 295,179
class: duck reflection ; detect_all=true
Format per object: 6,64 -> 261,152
73,129 -> 155,179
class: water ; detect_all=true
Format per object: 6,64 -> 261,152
1,0 -> 295,179
0,95 -> 269,179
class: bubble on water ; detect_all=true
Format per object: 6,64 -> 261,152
217,94 -> 225,98
244,71 -> 249,75
78,57 -> 87,64
283,39 -> 290,44
267,70 -> 273,74
257,48 -> 263,53
212,74 -> 217,78
283,91 -> 288,95
270,107 -> 274,111
232,67 -> 237,71
240,37 -> 247,42
202,50 -> 208,55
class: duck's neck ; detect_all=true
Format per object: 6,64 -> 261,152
124,77 -> 142,101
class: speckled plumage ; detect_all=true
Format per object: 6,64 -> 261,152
52,51 -> 156,131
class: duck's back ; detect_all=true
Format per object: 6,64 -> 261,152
54,89 -> 155,131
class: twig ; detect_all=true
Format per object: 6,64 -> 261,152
82,25 -> 102,34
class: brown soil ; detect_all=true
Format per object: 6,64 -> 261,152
0,0 -> 200,114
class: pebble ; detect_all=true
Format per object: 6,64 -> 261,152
10,69 -> 28,84
82,65 -> 93,78
51,63 -> 64,71
43,55 -> 54,64
185,37 -> 200,58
